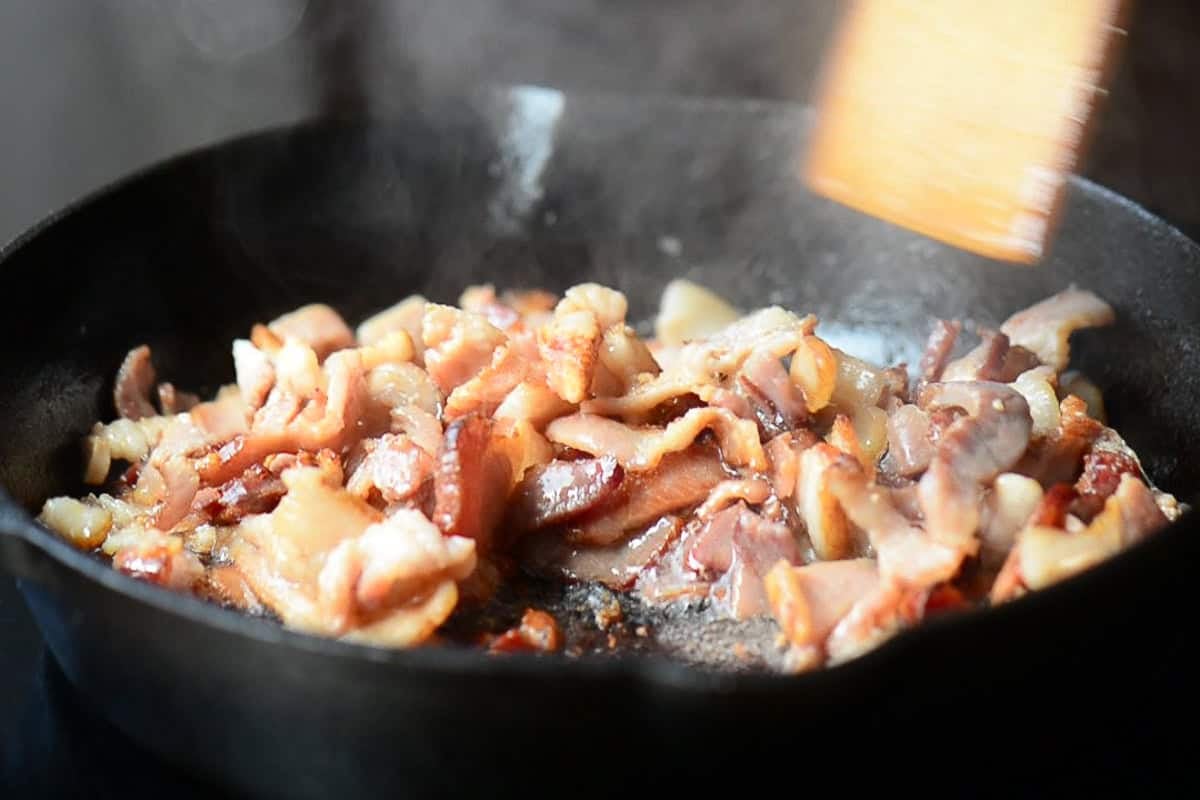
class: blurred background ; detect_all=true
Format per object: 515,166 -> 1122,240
0,0 -> 1197,247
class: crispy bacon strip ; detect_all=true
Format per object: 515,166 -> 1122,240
545,407 -> 766,472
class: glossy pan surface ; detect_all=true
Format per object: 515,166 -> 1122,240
2,87 -> 1199,796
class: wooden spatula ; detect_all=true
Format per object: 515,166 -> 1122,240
803,1 -> 1128,264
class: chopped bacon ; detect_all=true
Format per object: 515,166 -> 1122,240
696,478 -> 771,518
114,345 -> 158,420
229,467 -> 473,644
882,404 -> 934,477
597,325 -> 660,395
506,457 -> 624,533
1029,483 -> 1076,528
1010,474 -> 1168,594
347,434 -> 435,506
567,448 -> 726,546
556,283 -> 628,330
195,349 -> 368,485
422,305 -> 507,394
797,444 -> 854,560
268,303 -> 355,361
155,455 -> 200,530
195,462 -> 287,525
1073,434 -> 1144,520
488,609 -> 562,653
582,306 -> 815,420
459,285 -> 523,331
1014,394 -> 1104,485
538,308 -> 601,404
919,319 -> 961,382
545,407 -> 766,473
917,382 -> 1031,551
712,507 -> 803,619
522,516 -> 683,590
494,380 -> 575,431
941,329 -> 1040,383
999,288 -> 1115,371
443,344 -> 527,421
113,535 -> 203,592
43,280 -> 1183,669
739,351 -> 809,432
431,415 -> 513,553
157,383 -> 200,415
766,558 -> 880,648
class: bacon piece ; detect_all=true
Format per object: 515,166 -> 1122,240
538,308 -> 601,404
190,386 -> 250,441
546,407 -> 766,473
825,582 -> 929,665
155,455 -> 200,530
919,319 -> 961,382
696,478 -> 771,518
653,278 -> 741,346
195,349 -> 367,485
597,325 -> 661,396
232,339 -> 275,412
494,380 -> 575,431
789,334 -> 838,413
229,467 -> 472,644
459,285 -> 522,331
328,510 -> 476,616
556,283 -> 628,330
689,504 -> 802,619
1011,366 -> 1061,437
113,534 -> 203,592
1029,483 -> 1076,528
569,448 -> 726,546
431,415 -> 513,553
882,403 -> 934,477
347,434 -> 435,505
797,444 -> 853,560
195,462 -> 287,525
268,303 -> 354,361
157,383 -> 199,415
507,457 -> 624,532
522,515 -> 683,590
827,461 -> 963,587
941,330 -> 1039,383
1014,394 -> 1103,485
444,344 -> 527,421
583,307 -> 815,419
114,345 -> 158,420
366,362 -> 442,417
999,288 -> 1115,371
917,381 -> 1031,551
358,295 -> 428,360
766,558 -> 880,648
979,473 -> 1043,568
764,430 -> 821,500
488,609 -> 562,654
422,304 -> 507,394
739,351 -> 809,430
1073,431 -> 1147,520
1013,474 -> 1168,593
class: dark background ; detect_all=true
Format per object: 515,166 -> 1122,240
1,0 -> 1197,793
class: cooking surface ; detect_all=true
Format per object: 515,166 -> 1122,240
2,0 -> 1199,794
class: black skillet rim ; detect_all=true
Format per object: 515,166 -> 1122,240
2,87 -> 1198,695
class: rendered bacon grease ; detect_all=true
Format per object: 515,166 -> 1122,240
39,280 -> 1183,671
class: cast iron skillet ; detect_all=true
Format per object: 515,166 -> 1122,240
2,86 -> 1199,796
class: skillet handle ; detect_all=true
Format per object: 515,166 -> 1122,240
0,499 -> 59,586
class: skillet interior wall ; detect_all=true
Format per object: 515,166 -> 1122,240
1,91 -> 1198,518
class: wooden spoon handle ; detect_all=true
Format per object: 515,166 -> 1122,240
804,1 -> 1129,264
